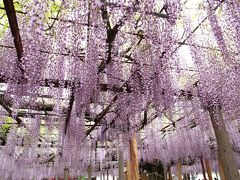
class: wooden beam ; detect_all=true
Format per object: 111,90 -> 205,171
3,0 -> 24,75
0,97 -> 55,112
0,75 -> 132,92
0,43 -> 86,60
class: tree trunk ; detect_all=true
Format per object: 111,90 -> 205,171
208,106 -> 239,180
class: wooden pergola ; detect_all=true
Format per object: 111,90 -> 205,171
0,0 -> 239,179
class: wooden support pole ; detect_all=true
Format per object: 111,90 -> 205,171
88,164 -> 92,180
107,169 -> 109,180
183,174 -> 188,180
129,133 -> 139,180
200,157 -> 207,180
141,173 -> 147,180
208,106 -> 240,180
103,171 -> 106,180
164,166 -> 167,180
218,155 -> 226,180
204,159 -> 213,180
64,168 -> 69,180
118,150 -> 124,180
126,161 -> 131,180
177,161 -> 182,180
215,171 -> 220,180
168,166 -> 173,180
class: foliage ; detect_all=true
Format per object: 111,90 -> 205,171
0,117 -> 13,145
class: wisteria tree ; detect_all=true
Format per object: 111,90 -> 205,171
0,0 -> 240,179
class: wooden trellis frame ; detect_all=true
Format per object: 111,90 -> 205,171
1,0 -> 170,134
0,0 -> 217,134
1,0 -> 225,136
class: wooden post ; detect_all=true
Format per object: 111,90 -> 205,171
218,155 -> 226,180
177,161 -> 182,180
64,168 -> 69,180
126,161 -> 131,180
107,169 -> 109,180
130,133 -> 139,180
168,166 -> 173,180
200,157 -> 207,180
208,106 -> 240,180
164,166 -> 168,180
183,174 -> 188,180
204,159 -> 213,180
118,150 -> 124,180
141,173 -> 147,180
146,173 -> 149,180
215,171 -> 220,180
88,164 -> 92,180
103,172 -> 105,180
